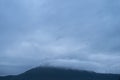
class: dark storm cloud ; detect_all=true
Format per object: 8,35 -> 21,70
0,0 -> 120,76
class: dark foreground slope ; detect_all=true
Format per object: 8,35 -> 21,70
0,67 -> 120,80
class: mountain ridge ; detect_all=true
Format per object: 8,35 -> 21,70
0,66 -> 120,80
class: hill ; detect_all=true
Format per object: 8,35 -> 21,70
0,67 -> 120,80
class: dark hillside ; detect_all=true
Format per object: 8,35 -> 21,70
0,67 -> 120,80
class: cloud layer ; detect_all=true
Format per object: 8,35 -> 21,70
0,0 -> 120,75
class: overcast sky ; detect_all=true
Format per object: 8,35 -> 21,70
0,0 -> 120,76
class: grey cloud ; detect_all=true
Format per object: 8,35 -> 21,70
0,0 -> 120,75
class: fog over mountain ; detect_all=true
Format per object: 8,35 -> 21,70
0,0 -> 120,76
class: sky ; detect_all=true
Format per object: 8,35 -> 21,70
0,0 -> 120,76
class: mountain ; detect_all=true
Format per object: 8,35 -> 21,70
0,66 -> 120,80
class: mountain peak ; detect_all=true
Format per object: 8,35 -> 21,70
0,66 -> 120,80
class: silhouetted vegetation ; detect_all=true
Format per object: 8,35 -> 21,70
0,67 -> 119,80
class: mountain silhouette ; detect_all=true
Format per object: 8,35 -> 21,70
0,66 -> 120,80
